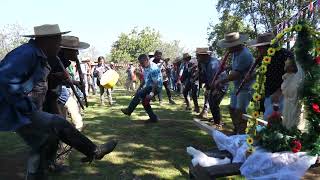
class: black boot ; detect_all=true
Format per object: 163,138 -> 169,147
81,140 -> 118,162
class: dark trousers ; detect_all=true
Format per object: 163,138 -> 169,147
208,90 -> 226,124
17,111 -> 96,180
183,81 -> 199,108
128,86 -> 159,120
157,81 -> 172,102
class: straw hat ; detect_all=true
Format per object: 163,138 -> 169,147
60,36 -> 90,50
196,47 -> 212,55
247,32 -> 275,47
22,24 -> 70,37
217,32 -> 248,48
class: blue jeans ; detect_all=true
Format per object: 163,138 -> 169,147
128,87 -> 159,120
230,89 -> 252,113
263,96 -> 284,120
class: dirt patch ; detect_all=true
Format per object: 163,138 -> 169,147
0,152 -> 27,180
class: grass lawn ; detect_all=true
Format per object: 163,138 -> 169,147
0,88 -> 245,180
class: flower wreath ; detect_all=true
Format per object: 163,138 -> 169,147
245,20 -> 320,155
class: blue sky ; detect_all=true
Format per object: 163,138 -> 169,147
0,0 -> 219,56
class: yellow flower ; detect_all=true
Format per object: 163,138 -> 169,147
263,56 -> 272,64
252,111 -> 260,118
252,83 -> 259,90
253,93 -> 262,102
247,137 -> 254,145
247,146 -> 255,153
249,102 -> 255,109
295,24 -> 303,32
276,33 -> 284,39
267,48 -> 276,56
270,39 -> 276,45
260,65 -> 267,74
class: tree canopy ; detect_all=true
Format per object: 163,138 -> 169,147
110,27 -> 184,62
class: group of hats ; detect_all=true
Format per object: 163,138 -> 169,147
23,24 -> 90,50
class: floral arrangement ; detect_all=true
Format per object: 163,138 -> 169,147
245,20 -> 320,155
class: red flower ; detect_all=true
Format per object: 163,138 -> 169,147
312,103 -> 320,113
315,56 -> 320,65
291,140 -> 302,153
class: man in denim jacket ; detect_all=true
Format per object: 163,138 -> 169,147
0,24 -> 117,180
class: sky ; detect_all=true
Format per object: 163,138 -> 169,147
0,0 -> 219,56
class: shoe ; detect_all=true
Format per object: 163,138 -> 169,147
169,99 -> 176,105
144,119 -> 158,124
121,108 -> 131,116
198,111 -> 208,119
81,140 -> 118,162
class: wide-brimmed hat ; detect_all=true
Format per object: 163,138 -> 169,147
217,32 -> 248,48
182,53 -> 191,59
60,36 -> 90,50
248,32 -> 275,47
22,24 -> 70,37
196,47 -> 212,55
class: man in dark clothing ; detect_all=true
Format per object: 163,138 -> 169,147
0,24 -> 117,180
247,32 -> 293,120
179,53 -> 200,112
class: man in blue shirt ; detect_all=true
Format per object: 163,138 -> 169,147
0,24 -> 117,180
216,32 -> 254,134
198,48 -> 228,128
121,54 -> 163,123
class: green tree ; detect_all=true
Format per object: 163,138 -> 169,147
207,10 -> 255,56
110,27 -> 161,62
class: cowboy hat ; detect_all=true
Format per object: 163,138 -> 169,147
60,36 -> 90,50
247,32 -> 275,47
196,47 -> 212,55
217,32 -> 248,48
22,24 -> 70,37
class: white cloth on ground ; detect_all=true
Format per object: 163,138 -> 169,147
186,146 -> 230,167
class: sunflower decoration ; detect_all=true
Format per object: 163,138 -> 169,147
247,146 -> 255,153
249,102 -> 255,109
270,39 -> 276,45
295,24 -> 303,32
245,127 -> 250,134
252,111 -> 260,118
267,47 -> 276,56
260,65 -> 267,74
253,93 -> 262,102
247,137 -> 254,145
263,56 -> 272,64
252,83 -> 259,90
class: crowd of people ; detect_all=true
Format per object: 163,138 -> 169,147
0,24 -> 297,180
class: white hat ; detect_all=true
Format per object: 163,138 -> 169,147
22,24 -> 70,37
247,32 -> 275,47
217,32 -> 248,48
60,36 -> 90,50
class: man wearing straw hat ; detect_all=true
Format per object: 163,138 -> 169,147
247,32 -> 293,120
215,32 -> 254,134
0,24 -> 117,180
179,53 -> 200,112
